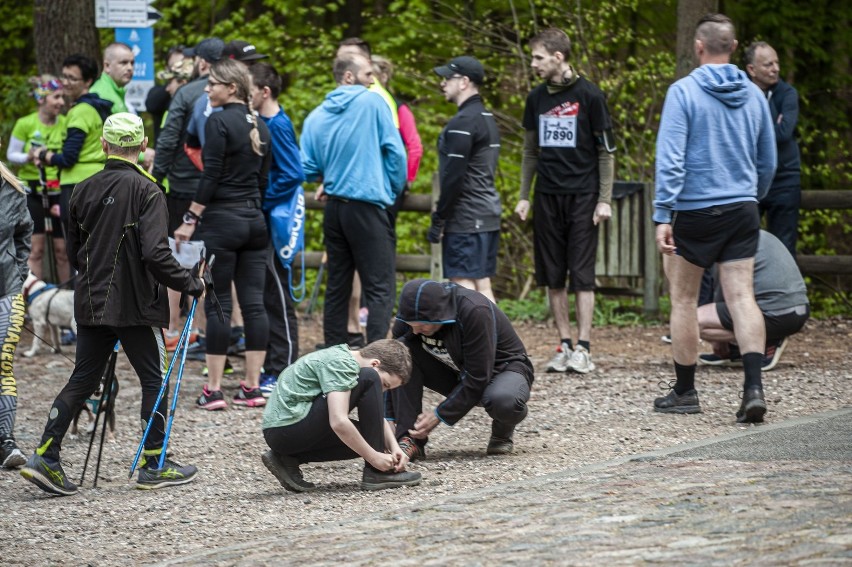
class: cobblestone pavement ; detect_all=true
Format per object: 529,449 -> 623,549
161,409 -> 852,566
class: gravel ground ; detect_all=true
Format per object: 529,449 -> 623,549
1,316 -> 849,565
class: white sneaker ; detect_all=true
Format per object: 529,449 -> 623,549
545,343 -> 571,373
568,345 -> 596,373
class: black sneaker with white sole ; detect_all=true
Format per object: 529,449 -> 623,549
0,436 -> 26,469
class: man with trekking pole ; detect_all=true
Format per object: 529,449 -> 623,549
21,113 -> 207,496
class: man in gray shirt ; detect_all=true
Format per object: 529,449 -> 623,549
697,230 -> 809,372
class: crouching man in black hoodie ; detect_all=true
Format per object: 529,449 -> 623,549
390,279 -> 534,459
21,113 -> 206,496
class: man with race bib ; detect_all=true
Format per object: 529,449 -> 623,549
514,28 -> 616,375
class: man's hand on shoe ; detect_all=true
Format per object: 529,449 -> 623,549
409,411 -> 439,440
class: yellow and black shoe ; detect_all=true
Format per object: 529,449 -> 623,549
136,449 -> 197,490
20,445 -> 79,497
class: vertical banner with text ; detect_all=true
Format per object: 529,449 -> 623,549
115,27 -> 155,113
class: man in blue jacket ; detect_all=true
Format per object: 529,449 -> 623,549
653,14 -> 776,423
301,53 -> 407,348
745,41 -> 801,258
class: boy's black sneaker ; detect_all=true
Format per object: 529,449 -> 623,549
0,436 -> 26,469
361,465 -> 422,491
654,383 -> 701,414
261,450 -> 316,492
20,453 -> 79,496
136,456 -> 198,490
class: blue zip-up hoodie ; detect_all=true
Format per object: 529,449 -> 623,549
300,85 -> 406,208
654,64 -> 777,223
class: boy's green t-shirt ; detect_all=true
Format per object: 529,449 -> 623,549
61,102 -> 107,186
262,345 -> 359,429
10,112 -> 67,184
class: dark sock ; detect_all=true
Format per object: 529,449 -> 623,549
561,338 -> 573,351
578,340 -> 590,352
742,352 -> 763,389
673,361 -> 696,395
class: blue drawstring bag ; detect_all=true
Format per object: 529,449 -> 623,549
269,187 -> 306,301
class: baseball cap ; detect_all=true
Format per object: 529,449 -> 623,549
102,113 -> 145,147
433,56 -> 485,85
184,38 -> 224,63
222,40 -> 267,62
156,58 -> 194,82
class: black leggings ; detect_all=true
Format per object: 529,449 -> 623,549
0,294 -> 25,439
196,207 -> 269,355
263,368 -> 384,464
38,325 -> 169,460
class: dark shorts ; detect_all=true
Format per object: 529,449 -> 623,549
717,302 -> 810,341
167,194 -> 194,235
672,201 -> 760,269
443,230 -> 499,279
25,189 -> 65,237
533,192 -> 598,290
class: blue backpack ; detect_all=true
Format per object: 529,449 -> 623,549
269,187 -> 306,301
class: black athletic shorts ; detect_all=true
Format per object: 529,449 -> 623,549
672,201 -> 760,269
717,302 -> 810,341
25,181 -> 64,237
533,192 -> 598,290
443,230 -> 499,279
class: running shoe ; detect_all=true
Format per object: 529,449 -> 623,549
196,386 -> 227,411
233,381 -> 266,407
545,342 -> 571,373
762,337 -> 788,372
259,373 -> 278,398
137,449 -> 198,490
398,436 -> 425,462
20,451 -> 78,496
653,381 -> 701,414
0,436 -> 26,469
164,328 -> 199,351
568,345 -> 596,373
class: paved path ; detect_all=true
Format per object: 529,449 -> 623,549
162,408 -> 852,565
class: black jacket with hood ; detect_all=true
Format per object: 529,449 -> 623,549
68,157 -> 204,328
393,279 -> 534,425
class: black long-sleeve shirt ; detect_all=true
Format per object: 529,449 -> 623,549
195,103 -> 271,206
436,95 -> 502,233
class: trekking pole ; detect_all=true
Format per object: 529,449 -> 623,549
92,343 -> 120,488
157,296 -> 198,469
127,311 -> 193,477
80,341 -> 119,486
37,162 -> 59,284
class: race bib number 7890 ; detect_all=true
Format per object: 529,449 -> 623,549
539,115 -> 577,148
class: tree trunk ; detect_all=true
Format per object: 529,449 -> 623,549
34,0 -> 101,75
675,0 -> 718,79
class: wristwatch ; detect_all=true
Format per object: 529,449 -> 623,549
182,210 -> 200,225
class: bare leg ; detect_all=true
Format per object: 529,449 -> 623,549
697,303 -> 737,343
547,287 -> 573,342
450,277 -> 496,303
29,234 -> 45,279
231,283 -> 244,328
717,259 -> 765,354
575,290 -> 594,343
244,350 -> 265,388
664,254 -> 705,366
205,354 -> 227,392
52,237 -> 70,283
167,288 -> 183,332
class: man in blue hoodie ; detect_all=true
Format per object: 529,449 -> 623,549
653,13 -> 776,423
301,53 -> 407,348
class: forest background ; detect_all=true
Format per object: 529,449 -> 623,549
1,0 -> 850,317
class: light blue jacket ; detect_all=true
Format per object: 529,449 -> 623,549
654,64 -> 777,223
301,85 -> 406,208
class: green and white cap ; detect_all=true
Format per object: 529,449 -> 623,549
103,113 -> 144,147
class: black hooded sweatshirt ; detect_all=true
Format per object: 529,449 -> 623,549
393,279 -> 534,425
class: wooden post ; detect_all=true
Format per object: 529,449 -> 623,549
643,182 -> 660,317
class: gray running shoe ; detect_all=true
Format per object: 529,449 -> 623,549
568,345 -> 596,374
136,458 -> 198,490
654,382 -> 701,414
545,342 -> 571,373
20,453 -> 79,496
361,466 -> 422,491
